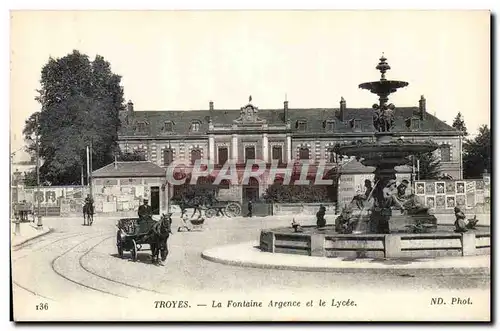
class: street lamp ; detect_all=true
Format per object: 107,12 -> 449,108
34,113 -> 42,228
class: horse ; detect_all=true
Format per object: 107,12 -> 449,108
148,213 -> 173,264
83,202 -> 94,226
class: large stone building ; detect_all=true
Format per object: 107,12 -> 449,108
117,95 -> 463,204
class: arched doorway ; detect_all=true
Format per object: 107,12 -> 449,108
242,177 -> 260,203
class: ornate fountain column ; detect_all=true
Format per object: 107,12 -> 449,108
334,55 -> 438,234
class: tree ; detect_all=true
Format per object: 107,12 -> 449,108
452,112 -> 468,136
23,170 -> 38,187
463,125 -> 491,178
24,50 -> 124,185
415,152 -> 441,180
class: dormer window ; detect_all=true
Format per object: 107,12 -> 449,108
163,121 -> 174,132
191,121 -> 201,132
350,119 -> 362,132
136,121 -> 148,133
411,118 -> 420,131
405,117 -> 421,131
296,120 -> 307,132
324,120 -> 335,132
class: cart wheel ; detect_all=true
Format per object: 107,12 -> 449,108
225,202 -> 242,217
116,232 -> 124,258
160,248 -> 168,261
205,208 -> 216,219
131,239 -> 138,261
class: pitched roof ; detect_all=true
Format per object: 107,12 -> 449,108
92,161 -> 165,178
119,106 -> 459,137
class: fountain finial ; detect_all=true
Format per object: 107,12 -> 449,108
376,54 -> 391,81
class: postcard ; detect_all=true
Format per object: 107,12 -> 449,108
10,10 -> 491,322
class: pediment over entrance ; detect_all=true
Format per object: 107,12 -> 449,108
234,95 -> 267,124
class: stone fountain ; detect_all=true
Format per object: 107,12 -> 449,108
259,56 -> 490,259
333,55 -> 439,234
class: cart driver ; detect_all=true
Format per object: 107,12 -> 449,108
138,199 -> 153,223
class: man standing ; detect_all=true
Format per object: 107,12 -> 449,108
247,199 -> 253,218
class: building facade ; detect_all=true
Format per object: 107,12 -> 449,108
117,95 -> 463,203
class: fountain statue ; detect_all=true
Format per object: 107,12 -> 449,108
333,55 -> 438,234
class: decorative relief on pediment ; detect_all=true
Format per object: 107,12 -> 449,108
234,95 -> 266,124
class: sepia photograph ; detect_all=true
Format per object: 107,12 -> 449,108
9,9 -> 491,322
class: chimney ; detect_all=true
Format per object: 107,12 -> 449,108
339,97 -> 346,122
209,101 -> 214,111
127,100 -> 134,113
283,100 -> 289,122
419,95 -> 426,120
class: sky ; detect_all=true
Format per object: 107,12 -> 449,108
9,10 -> 490,161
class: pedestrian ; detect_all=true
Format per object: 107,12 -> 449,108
178,209 -> 192,232
247,199 -> 253,217
316,204 -> 326,228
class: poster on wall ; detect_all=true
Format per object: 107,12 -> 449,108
415,182 -> 425,195
476,180 -> 485,190
436,195 -> 446,208
456,182 -> 465,194
426,196 -> 435,208
446,196 -> 456,209
445,182 -> 455,194
436,182 -> 445,194
425,182 -> 435,195
456,195 -> 466,207
466,192 -> 475,208
466,181 -> 475,193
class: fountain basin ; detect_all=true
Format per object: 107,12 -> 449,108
358,80 -> 409,94
260,225 -> 490,259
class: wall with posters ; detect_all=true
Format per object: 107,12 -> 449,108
414,177 -> 490,213
12,185 -> 90,216
12,176 -> 166,216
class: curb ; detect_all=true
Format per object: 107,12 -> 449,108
12,228 -> 54,248
201,245 -> 491,276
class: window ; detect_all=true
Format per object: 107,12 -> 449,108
164,121 -> 174,132
163,148 -> 173,166
327,148 -> 336,163
272,146 -> 283,163
411,118 -> 420,131
299,147 -> 309,160
296,120 -> 307,132
218,147 -> 228,165
440,145 -> 451,162
353,119 -> 362,132
245,146 -> 256,162
137,122 -> 147,133
325,120 -> 335,132
191,121 -> 201,132
191,148 -> 202,164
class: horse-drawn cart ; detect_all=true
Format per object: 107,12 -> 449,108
116,215 -> 172,263
204,201 -> 242,218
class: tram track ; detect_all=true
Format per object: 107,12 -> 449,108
12,232 -> 101,300
50,234 -> 127,298
12,232 -> 89,261
78,237 -> 167,295
13,281 -> 56,301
